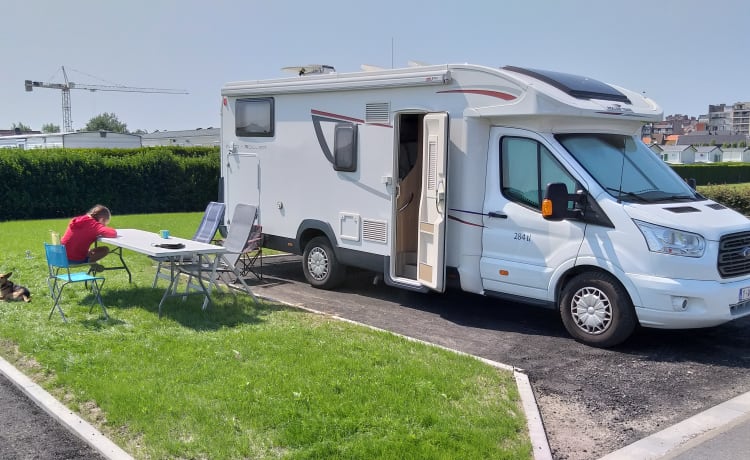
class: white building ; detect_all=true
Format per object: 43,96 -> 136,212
141,128 -> 219,147
721,147 -> 750,162
694,145 -> 722,163
658,144 -> 696,164
0,131 -> 141,149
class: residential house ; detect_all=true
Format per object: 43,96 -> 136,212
658,145 -> 696,164
694,146 -> 722,163
722,147 -> 750,163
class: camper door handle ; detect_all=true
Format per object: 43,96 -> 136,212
488,211 -> 507,219
436,182 -> 446,214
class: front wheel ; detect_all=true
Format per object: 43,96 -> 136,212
559,272 -> 637,348
302,236 -> 346,290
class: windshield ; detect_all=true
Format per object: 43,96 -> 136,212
555,133 -> 699,203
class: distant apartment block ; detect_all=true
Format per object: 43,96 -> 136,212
706,102 -> 750,135
644,101 -> 750,148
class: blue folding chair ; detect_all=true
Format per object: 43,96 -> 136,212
153,201 -> 226,288
44,243 -> 107,322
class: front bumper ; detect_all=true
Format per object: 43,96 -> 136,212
629,273 -> 750,329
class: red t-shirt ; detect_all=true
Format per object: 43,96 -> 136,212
61,214 -> 117,262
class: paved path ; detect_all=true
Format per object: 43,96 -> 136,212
599,390 -> 750,459
0,371 -> 105,459
0,356 -> 131,460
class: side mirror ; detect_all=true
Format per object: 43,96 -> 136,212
542,183 -> 582,221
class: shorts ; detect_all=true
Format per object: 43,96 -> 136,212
68,257 -> 90,264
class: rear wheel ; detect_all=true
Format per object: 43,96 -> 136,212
559,271 -> 636,347
302,236 -> 346,289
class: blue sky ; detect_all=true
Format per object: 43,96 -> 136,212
2,0 -> 748,132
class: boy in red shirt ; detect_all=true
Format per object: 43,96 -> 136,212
61,205 -> 117,272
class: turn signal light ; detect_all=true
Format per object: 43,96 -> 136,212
542,199 -> 553,217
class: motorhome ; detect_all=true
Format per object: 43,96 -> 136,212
220,63 -> 750,347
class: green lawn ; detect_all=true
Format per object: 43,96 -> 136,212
0,213 -> 531,459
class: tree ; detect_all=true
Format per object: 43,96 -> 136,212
11,122 -> 31,132
41,123 -> 60,133
132,128 -> 148,134
84,112 -> 128,133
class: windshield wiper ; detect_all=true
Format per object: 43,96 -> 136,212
647,194 -> 698,203
605,187 -> 651,203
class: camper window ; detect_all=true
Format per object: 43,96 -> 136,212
333,123 -> 357,172
236,98 -> 274,137
500,136 -> 578,210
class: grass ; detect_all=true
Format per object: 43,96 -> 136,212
0,213 -> 531,459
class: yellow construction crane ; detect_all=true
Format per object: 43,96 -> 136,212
25,66 -> 188,132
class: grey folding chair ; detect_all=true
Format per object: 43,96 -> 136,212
153,201 -> 226,288
44,243 -> 108,322
205,203 -> 260,304
192,201 -> 227,243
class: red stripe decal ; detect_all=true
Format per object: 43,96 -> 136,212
448,215 -> 485,228
311,109 -> 364,124
437,89 -> 516,100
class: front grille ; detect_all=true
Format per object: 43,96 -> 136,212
718,231 -> 750,278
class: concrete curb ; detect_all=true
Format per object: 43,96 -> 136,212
281,300 -> 553,460
598,390 -> 750,460
0,355 -> 133,460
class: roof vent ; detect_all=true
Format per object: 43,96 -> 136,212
281,64 -> 336,76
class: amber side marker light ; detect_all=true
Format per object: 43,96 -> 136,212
542,199 -> 553,217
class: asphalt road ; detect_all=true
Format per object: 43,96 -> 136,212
0,372 -> 105,459
253,255 -> 750,460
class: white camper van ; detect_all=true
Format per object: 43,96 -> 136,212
220,63 -> 750,347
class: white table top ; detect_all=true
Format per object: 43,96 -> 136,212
99,228 -> 227,258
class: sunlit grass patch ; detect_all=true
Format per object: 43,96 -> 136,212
0,215 -> 531,459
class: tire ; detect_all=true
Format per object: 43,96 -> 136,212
302,236 -> 346,289
559,271 -> 637,348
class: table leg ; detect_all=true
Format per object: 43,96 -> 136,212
158,256 -> 179,317
96,245 -> 132,283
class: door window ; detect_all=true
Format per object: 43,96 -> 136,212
501,137 -> 578,210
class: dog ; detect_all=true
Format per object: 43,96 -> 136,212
0,272 -> 31,303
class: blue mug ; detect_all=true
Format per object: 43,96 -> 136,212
160,229 -> 170,239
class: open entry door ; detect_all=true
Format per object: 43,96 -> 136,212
417,113 -> 448,291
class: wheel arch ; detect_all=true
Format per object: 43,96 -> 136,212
554,263 -> 641,311
297,219 -> 338,255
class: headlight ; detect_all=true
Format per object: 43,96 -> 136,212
634,220 -> 705,257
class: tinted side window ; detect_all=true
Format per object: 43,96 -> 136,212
236,98 -> 274,137
501,137 -> 577,210
333,123 -> 357,172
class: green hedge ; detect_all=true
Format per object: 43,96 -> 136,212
0,147 -> 219,221
670,163 -> 750,186
698,183 -> 750,216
